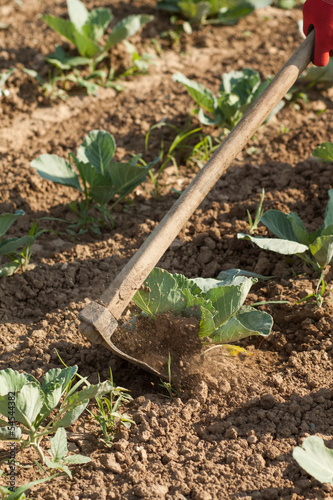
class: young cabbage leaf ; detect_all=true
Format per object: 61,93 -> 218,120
0,367 -> 114,462
156,0 -> 256,25
293,436 -> 333,485
173,69 -> 279,132
133,267 -> 273,344
43,0 -> 153,59
31,130 -> 158,220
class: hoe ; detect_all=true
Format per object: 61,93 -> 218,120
79,32 -> 315,378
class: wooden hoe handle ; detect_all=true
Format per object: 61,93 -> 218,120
79,32 -> 314,356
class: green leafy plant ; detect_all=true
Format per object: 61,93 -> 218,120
157,0 -> 298,25
44,427 -> 90,478
38,0 -> 153,96
185,133 -> 221,170
238,188 -> 333,305
293,435 -> 333,485
31,130 -> 158,233
133,267 -> 273,344
42,0 -> 152,62
312,142 -> 333,163
173,69 -> 281,134
145,119 -> 201,196
0,211 -> 36,277
118,41 -> 156,78
87,369 -> 133,448
160,15 -> 192,47
23,68 -> 68,101
156,0 -> 257,25
0,366 -> 114,463
0,472 -> 53,500
26,42 -> 154,99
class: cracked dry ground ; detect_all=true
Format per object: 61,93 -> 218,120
1,0 -> 333,499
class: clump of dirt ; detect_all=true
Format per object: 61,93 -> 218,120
112,312 -> 203,380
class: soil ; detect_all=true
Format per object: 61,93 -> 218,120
1,0 -> 333,499
113,312 -> 203,379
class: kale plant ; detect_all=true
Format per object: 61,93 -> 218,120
173,69 -> 280,133
38,0 -> 153,96
157,0 -> 296,24
157,0 -> 256,25
31,130 -> 158,233
43,0 -> 152,63
133,267 -> 273,344
238,188 -> 333,303
0,366 -> 113,464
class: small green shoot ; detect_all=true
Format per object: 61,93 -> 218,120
160,15 -> 192,47
145,119 -> 201,196
87,369 -> 133,448
159,353 -> 180,398
23,68 -> 67,101
247,188 -> 265,234
186,133 -> 221,170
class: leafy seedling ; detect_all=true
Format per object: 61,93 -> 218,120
118,41 -> 156,79
7,221 -> 54,275
31,129 -> 158,233
44,428 -> 90,478
247,188 -> 265,234
87,369 -> 133,448
238,188 -> 333,305
160,15 -> 192,47
40,0 -> 152,96
173,69 -> 283,134
0,211 -> 36,277
293,435 -> 333,485
186,133 -> 221,170
0,366 -> 114,463
145,119 -> 201,196
133,267 -> 273,345
43,0 -> 152,61
0,471 -> 54,500
156,0 -> 259,26
23,68 -> 67,101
